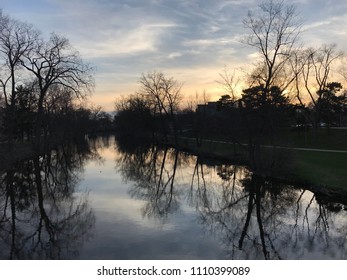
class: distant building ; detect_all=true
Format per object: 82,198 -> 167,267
196,101 -> 219,116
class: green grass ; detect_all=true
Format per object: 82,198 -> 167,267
170,132 -> 347,191
274,129 -> 347,191
290,150 -> 347,190
173,137 -> 248,162
275,128 -> 347,150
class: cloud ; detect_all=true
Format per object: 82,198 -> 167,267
301,12 -> 347,47
168,52 -> 182,59
183,39 -> 215,47
3,0 -> 347,111
302,20 -> 332,31
77,23 -> 177,58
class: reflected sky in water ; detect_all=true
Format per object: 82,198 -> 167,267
78,138 -> 224,259
1,135 -> 347,259
78,136 -> 347,259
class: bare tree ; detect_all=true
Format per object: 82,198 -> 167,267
339,56 -> 347,83
0,16 -> 39,107
301,45 -> 343,97
217,66 -> 240,102
0,11 -> 39,142
137,71 -> 182,143
293,44 -> 344,135
243,0 -> 302,91
240,1 -> 302,169
20,33 -> 94,147
185,89 -> 210,112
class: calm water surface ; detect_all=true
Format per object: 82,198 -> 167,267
1,135 -> 347,259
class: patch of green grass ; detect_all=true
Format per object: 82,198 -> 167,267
174,137 -> 248,162
290,150 -> 347,190
172,135 -> 347,191
251,129 -> 347,190
276,128 -> 347,150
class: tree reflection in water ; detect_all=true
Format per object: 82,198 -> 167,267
115,138 -> 347,259
115,139 -> 180,221
0,138 -> 97,259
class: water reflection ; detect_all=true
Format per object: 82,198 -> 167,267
116,143 -> 180,220
115,137 -> 347,259
0,138 -> 96,259
1,135 -> 347,259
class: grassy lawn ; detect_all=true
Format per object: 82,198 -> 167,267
277,129 -> 347,191
172,131 -> 347,191
275,128 -> 347,150
174,136 -> 248,162
290,150 -> 347,190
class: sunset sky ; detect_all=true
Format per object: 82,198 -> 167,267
1,0 -> 347,111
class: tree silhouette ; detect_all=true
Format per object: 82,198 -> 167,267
243,0 -> 301,91
20,33 -> 94,148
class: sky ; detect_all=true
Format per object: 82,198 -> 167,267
1,0 -> 347,111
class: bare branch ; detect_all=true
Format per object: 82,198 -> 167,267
242,0 -> 302,90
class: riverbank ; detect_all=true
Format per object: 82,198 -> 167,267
0,134 -> 87,172
166,135 -> 347,195
3,132 -> 347,199
0,141 -> 35,171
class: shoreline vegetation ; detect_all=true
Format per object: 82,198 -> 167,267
0,141 -> 34,171
162,133 -> 347,197
2,130 -> 347,208
0,133 -> 82,171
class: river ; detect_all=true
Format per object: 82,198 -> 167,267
0,135 -> 346,259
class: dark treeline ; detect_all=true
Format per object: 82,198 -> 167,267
114,1 -> 347,174
114,74 -> 347,174
0,10 -> 113,152
114,77 -> 296,173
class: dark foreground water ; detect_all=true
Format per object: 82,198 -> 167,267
1,135 -> 347,259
